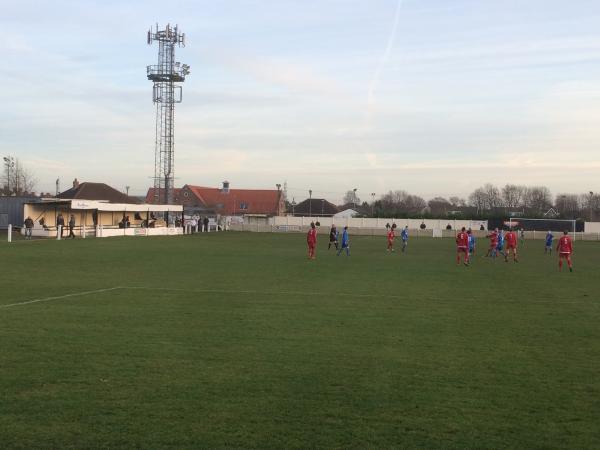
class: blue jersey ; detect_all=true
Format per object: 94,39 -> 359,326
341,230 -> 349,247
496,233 -> 504,249
401,229 -> 409,241
545,233 -> 554,246
468,235 -> 476,251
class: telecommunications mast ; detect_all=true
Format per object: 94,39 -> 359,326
146,23 -> 190,205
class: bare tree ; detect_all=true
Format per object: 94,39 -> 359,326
428,197 -> 451,216
555,194 -> 580,219
449,196 -> 466,208
524,186 -> 552,214
482,183 -> 502,209
378,190 -> 426,216
468,188 -> 487,214
502,184 -> 526,210
342,190 -> 360,206
405,194 -> 426,214
2,157 -> 37,196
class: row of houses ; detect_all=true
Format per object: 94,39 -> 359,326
1,178 -> 361,229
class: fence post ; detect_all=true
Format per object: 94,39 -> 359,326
57,225 -> 62,240
82,223 -> 86,239
7,224 -> 11,242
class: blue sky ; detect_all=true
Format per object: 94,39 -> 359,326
1,0 -> 600,202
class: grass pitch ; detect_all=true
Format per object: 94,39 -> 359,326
1,232 -> 599,449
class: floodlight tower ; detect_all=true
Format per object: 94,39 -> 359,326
147,23 -> 190,205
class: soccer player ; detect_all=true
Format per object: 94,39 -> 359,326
337,226 -> 350,256
556,230 -> 573,272
495,229 -> 507,259
467,228 -> 476,260
519,228 -> 526,246
504,228 -> 518,262
485,228 -> 498,257
401,226 -> 409,253
387,223 -> 396,252
456,227 -> 470,266
328,225 -> 339,250
307,222 -> 317,260
545,231 -> 554,254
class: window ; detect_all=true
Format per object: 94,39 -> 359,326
240,202 -> 248,210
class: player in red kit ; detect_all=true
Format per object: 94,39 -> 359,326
307,222 -> 317,260
485,228 -> 498,257
556,230 -> 573,272
456,227 -> 470,266
387,223 -> 396,252
504,228 -> 519,262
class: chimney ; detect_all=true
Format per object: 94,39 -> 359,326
222,180 -> 230,193
73,178 -> 80,189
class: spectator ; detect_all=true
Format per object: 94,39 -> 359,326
203,216 -> 209,232
24,216 -> 34,240
446,223 -> 452,230
420,222 -> 426,230
68,214 -> 76,239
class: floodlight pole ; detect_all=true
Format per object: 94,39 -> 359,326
309,190 -> 312,217
371,192 -> 376,216
590,191 -> 594,222
3,156 -> 14,194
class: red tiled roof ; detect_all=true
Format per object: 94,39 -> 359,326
145,188 -> 182,204
186,185 -> 282,215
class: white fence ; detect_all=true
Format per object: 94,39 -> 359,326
270,216 -> 487,231
227,216 -> 600,241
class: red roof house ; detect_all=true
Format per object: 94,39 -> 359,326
146,181 -> 284,216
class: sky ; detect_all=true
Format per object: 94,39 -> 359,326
1,0 -> 600,203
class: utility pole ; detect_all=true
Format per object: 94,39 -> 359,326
590,191 -> 594,222
3,156 -> 14,194
371,192 -> 376,216
309,189 -> 312,217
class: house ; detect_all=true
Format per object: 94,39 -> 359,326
290,198 -> 338,217
59,179 -> 140,204
146,181 -> 285,217
145,187 -> 183,204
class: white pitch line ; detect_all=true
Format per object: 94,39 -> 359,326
0,287 -> 123,309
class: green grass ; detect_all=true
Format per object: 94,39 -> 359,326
1,232 -> 599,449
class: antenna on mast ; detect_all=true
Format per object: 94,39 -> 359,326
146,23 -> 190,206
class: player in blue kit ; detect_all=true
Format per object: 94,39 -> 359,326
337,226 -> 350,256
467,229 -> 476,260
494,229 -> 507,259
401,226 -> 409,253
545,231 -> 554,254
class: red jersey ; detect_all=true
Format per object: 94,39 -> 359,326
307,228 -> 317,246
487,231 -> 498,245
505,231 -> 517,248
557,235 -> 573,254
387,230 -> 395,242
456,231 -> 469,248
